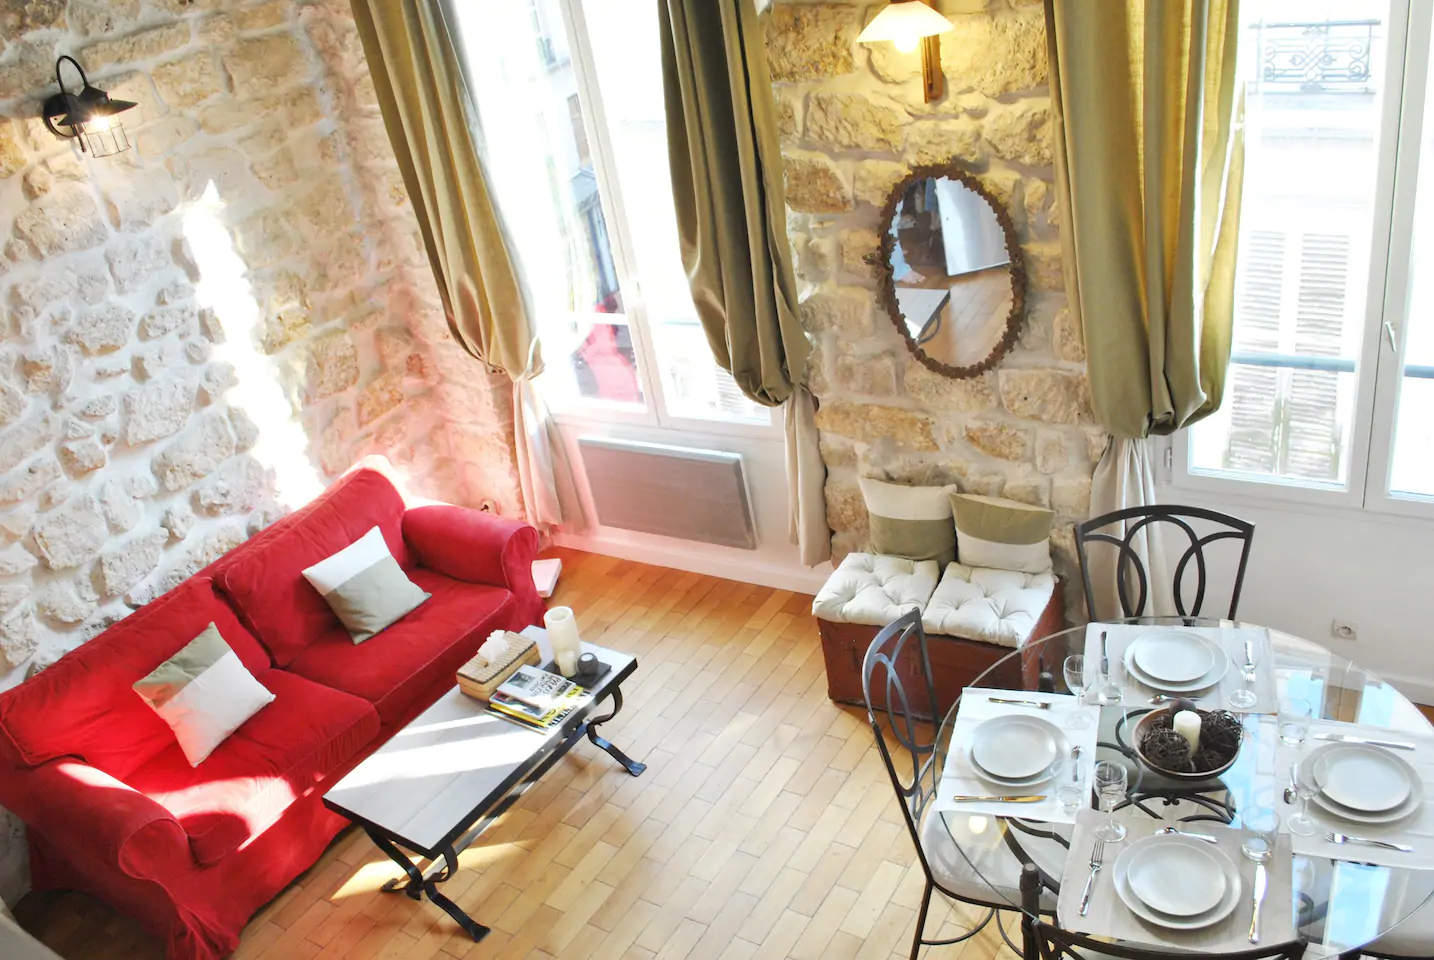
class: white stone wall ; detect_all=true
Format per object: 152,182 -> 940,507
0,0 -> 521,902
768,0 -> 1102,597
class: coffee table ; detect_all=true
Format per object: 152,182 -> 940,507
323,625 -> 645,942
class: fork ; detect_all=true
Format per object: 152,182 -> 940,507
1078,839 -> 1105,917
1325,830 -> 1413,853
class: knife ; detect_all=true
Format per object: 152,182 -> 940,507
946,795 -> 1047,803
1248,860 -> 1267,943
1313,734 -> 1416,751
987,697 -> 1051,709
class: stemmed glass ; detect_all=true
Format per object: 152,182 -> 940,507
1093,760 -> 1128,842
1062,655 -> 1092,730
1287,760 -> 1323,836
1228,636 -> 1261,710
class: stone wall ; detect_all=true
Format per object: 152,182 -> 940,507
768,0 -> 1102,596
0,0 -> 521,902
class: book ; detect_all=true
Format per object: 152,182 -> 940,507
487,682 -> 590,731
532,558 -> 562,598
495,665 -> 576,712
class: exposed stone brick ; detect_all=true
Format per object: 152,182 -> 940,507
765,3 -> 859,82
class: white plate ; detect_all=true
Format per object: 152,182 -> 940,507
1124,639 -> 1230,693
970,715 -> 1061,781
1314,744 -> 1412,812
1130,632 -> 1217,684
1112,835 -> 1241,931
1301,743 -> 1424,824
1125,839 -> 1227,916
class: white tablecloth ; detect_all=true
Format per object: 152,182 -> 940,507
1085,623 -> 1278,714
933,688 -> 1100,824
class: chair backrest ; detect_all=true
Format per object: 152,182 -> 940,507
1075,505 -> 1254,620
862,610 -> 942,876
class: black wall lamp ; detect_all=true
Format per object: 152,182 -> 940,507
41,55 -> 137,158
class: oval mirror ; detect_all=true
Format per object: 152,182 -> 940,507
877,164 -> 1026,378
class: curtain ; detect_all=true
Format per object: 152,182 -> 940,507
658,0 -> 829,565
350,0 -> 580,529
1045,0 -> 1245,618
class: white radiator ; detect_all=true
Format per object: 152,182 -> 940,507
577,437 -> 756,549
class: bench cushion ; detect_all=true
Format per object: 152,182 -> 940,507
811,553 -> 939,627
921,564 -> 1056,648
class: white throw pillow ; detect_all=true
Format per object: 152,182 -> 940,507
133,623 -> 276,766
302,526 -> 430,642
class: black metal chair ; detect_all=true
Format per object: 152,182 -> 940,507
863,610 -> 1039,958
1017,863 -> 1307,960
1075,505 -> 1254,621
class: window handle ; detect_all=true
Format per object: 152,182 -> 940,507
1384,321 -> 1399,353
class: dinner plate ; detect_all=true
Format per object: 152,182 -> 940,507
1125,840 -> 1227,916
1129,632 -> 1217,684
1124,641 -> 1230,693
970,715 -> 1062,781
1112,835 -> 1241,930
1314,743 -> 1412,812
1301,743 -> 1424,825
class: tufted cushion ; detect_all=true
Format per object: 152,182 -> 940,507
811,553 -> 939,626
921,564 -> 1056,648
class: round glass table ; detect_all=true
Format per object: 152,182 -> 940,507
934,618 -> 1434,957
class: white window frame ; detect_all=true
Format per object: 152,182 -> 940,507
538,0 -> 782,441
1170,0 -> 1434,521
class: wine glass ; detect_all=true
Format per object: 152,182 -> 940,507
1093,760 -> 1128,842
1228,636 -> 1261,710
1279,697 -> 1313,746
1287,759 -> 1323,836
1062,655 -> 1092,730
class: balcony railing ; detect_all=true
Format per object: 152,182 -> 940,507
1247,19 -> 1379,94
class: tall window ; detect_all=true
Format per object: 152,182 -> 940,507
1179,0 -> 1434,516
452,0 -> 770,429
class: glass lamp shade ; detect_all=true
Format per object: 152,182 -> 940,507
857,1 -> 954,52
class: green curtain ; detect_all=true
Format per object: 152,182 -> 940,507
659,0 -> 830,565
1045,0 -> 1245,618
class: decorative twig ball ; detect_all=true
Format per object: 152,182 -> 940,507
1137,707 -> 1242,776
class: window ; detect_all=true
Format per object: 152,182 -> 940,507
451,0 -> 771,430
1178,0 -> 1434,516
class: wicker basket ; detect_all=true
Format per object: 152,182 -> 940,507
456,632 -> 542,701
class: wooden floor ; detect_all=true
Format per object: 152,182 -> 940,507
16,549 -> 1018,960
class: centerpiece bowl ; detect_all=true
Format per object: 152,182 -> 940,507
1132,701 -> 1242,782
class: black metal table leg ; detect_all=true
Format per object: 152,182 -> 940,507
584,687 -> 646,776
366,829 -> 489,942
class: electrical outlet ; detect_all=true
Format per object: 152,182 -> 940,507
1331,619 -> 1359,642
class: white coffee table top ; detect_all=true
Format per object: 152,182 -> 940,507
324,626 -> 635,855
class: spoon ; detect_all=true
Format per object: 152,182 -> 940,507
1283,762 -> 1297,805
1243,841 -> 1271,943
1156,826 -> 1219,844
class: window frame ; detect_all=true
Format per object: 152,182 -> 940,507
1171,0 -> 1434,520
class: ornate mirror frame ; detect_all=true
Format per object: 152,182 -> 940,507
876,161 -> 1027,380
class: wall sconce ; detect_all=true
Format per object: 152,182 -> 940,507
857,0 -> 954,103
41,55 -> 137,158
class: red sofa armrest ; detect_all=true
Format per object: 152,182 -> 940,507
9,760 -> 193,881
403,504 -> 541,595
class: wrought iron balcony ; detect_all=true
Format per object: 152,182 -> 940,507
1247,19 -> 1379,93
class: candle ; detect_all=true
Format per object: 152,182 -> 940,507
544,606 -> 583,671
1173,710 -> 1202,753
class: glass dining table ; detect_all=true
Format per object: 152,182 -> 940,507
934,617 -> 1434,957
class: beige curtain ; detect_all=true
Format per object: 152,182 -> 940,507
1045,0 -> 1245,618
659,0 -> 829,565
351,0 -> 579,529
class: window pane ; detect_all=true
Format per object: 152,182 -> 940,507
455,0 -> 643,407
1188,3 -> 1389,486
1387,41 -> 1434,498
582,0 -> 769,424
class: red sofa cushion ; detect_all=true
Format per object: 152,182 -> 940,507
284,569 -> 513,725
215,466 -> 412,667
0,578 -> 271,780
127,669 -> 379,866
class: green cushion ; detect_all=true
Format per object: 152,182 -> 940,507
859,477 -> 957,568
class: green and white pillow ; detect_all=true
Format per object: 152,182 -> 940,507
302,526 -> 431,643
949,493 -> 1053,573
859,477 -> 958,568
134,623 -> 276,766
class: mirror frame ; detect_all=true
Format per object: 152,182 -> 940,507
875,162 -> 1027,380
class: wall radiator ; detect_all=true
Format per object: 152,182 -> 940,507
577,437 -> 756,549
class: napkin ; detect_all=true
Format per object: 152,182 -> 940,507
1057,809 -> 1298,951
1086,624 -> 1278,715
1276,720 -> 1434,869
932,689 -> 1100,824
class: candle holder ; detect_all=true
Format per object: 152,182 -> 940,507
1132,704 -> 1242,782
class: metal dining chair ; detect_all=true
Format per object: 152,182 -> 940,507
1075,505 -> 1254,621
862,610 -> 1050,958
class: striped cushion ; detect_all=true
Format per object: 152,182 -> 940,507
133,623 -> 276,766
949,494 -> 1053,574
302,526 -> 431,643
859,478 -> 958,568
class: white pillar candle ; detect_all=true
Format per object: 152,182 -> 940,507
1173,710 -> 1202,753
544,606 -> 583,672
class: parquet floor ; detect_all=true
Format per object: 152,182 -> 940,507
15,549 -> 1021,960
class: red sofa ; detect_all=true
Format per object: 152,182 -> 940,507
0,462 -> 543,960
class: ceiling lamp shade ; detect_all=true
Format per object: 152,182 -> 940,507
857,0 -> 955,53
41,56 -> 137,158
